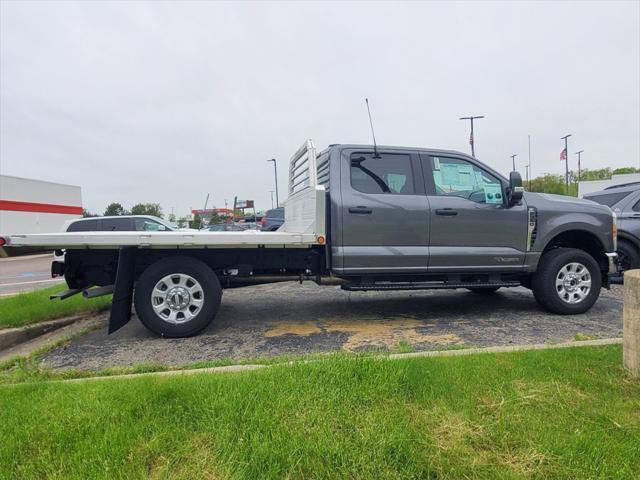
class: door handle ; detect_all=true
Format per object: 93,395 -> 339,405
349,206 -> 373,214
435,208 -> 458,216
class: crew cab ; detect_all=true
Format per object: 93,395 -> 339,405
0,140 -> 617,337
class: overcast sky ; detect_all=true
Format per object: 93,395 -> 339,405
1,1 -> 639,217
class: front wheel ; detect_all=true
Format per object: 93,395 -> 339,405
531,248 -> 601,315
617,239 -> 640,274
134,256 -> 221,337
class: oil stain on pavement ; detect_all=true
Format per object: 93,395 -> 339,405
264,317 -> 461,351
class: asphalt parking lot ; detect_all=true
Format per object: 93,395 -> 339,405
40,281 -> 624,370
0,254 -> 63,296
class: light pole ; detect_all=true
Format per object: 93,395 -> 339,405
459,115 -> 484,157
575,150 -> 584,183
561,134 -> 572,194
269,190 -> 275,209
510,154 -> 517,172
527,135 -> 532,191
267,158 -> 279,207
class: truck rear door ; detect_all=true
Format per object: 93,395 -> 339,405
335,148 -> 430,274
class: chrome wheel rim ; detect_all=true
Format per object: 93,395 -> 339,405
151,273 -> 204,324
555,262 -> 591,304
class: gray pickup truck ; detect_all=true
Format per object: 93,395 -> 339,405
1,141 -> 617,337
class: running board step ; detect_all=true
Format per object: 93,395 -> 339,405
341,281 -> 521,292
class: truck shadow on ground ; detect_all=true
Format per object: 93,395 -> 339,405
40,283 -> 623,370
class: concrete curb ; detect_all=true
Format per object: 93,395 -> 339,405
388,337 -> 623,360
0,316 -> 105,364
0,316 -> 83,351
3,337 -> 622,386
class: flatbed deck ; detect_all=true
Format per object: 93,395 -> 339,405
5,230 -> 320,249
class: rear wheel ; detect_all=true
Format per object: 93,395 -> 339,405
134,256 -> 221,337
532,248 -> 601,314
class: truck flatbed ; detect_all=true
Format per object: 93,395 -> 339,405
5,229 -> 320,249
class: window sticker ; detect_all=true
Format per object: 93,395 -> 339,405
433,157 -> 441,170
387,174 -> 407,193
484,184 -> 503,204
456,164 -> 474,187
440,164 -> 460,186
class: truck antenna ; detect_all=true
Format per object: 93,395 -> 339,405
365,98 -> 380,158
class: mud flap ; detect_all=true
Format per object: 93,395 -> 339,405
108,247 -> 137,334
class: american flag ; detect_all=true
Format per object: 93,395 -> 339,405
560,148 -> 567,161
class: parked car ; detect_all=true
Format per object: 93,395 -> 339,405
64,215 -> 176,232
207,223 -> 248,232
260,207 -> 284,231
584,183 -> 640,274
52,216 -> 179,277
237,222 -> 259,230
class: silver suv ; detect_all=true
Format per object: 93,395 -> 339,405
584,182 -> 640,274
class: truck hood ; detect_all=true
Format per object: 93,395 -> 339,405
524,192 -> 613,215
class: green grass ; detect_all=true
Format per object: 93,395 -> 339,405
1,345 -> 638,479
0,284 -> 111,329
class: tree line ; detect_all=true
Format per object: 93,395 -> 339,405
83,202 -> 219,229
527,166 -> 639,196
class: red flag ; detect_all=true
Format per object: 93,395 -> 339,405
560,148 -> 567,161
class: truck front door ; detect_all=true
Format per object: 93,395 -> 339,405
421,154 -> 527,271
336,149 -> 430,274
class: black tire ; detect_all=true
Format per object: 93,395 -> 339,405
134,256 -> 221,337
617,239 -> 640,273
467,286 -> 501,293
531,248 -> 601,315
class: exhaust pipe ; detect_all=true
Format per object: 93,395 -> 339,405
82,285 -> 115,299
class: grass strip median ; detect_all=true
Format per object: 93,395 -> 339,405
0,284 -> 111,330
1,344 -> 638,479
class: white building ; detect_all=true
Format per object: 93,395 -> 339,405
578,173 -> 640,198
0,175 -> 82,254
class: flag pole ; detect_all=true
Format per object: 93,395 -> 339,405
459,115 -> 484,157
527,135 -> 531,191
561,134 -> 572,194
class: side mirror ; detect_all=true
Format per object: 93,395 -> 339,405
508,171 -> 524,206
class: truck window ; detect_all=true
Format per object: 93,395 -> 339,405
350,153 -> 415,195
427,157 -> 503,204
633,199 -> 640,212
67,219 -> 99,232
102,218 -> 133,231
